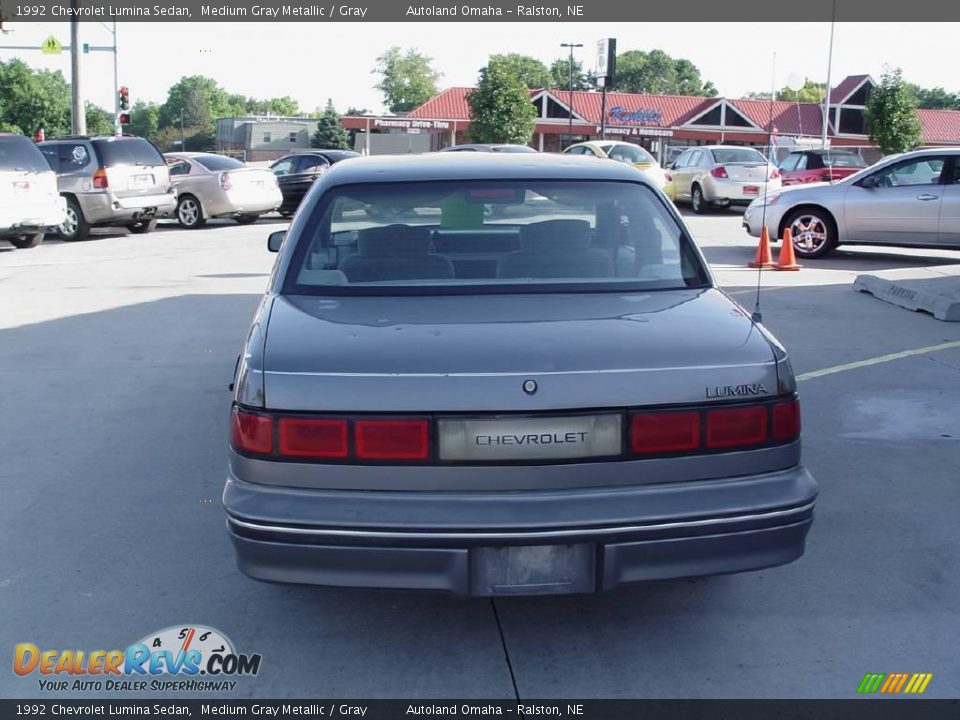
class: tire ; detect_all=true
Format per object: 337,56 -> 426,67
9,232 -> 44,249
782,207 -> 838,259
235,213 -> 259,225
176,195 -> 205,229
59,197 -> 91,242
127,219 -> 157,234
278,209 -> 294,218
691,185 -> 709,214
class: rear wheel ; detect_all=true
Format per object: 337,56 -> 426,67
691,185 -> 709,214
59,197 -> 91,242
783,208 -> 837,259
176,195 -> 205,229
277,209 -> 294,218
235,213 -> 259,225
9,232 -> 43,249
127,219 -> 157,234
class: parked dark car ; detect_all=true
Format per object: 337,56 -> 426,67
440,144 -> 537,153
270,150 -> 360,216
225,153 -> 817,596
778,149 -> 868,185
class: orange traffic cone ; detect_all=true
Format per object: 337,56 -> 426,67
774,228 -> 802,271
748,226 -> 774,268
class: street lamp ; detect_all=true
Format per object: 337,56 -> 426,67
561,42 -> 582,148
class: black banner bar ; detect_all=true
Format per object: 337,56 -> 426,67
2,700 -> 960,720
3,0 -> 960,22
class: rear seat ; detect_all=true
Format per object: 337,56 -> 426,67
339,225 -> 454,283
497,219 -> 614,279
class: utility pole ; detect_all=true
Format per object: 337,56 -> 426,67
561,42 -> 582,149
112,21 -> 120,135
821,0 -> 836,150
70,10 -> 86,135
180,109 -> 185,151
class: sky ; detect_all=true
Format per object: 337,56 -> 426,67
0,22 -> 956,115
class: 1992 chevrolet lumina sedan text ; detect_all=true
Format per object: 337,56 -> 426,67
225,153 -> 817,596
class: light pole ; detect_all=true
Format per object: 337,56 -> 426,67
561,42 -> 582,148
821,0 -> 836,150
180,109 -> 185,151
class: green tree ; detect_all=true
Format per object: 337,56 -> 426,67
745,80 -> 826,103
612,50 -> 715,96
128,101 -> 160,140
549,57 -> 594,91
85,102 -> 114,135
906,84 -> 959,110
311,99 -> 350,149
0,59 -> 71,136
373,47 -> 442,113
489,53 -> 552,89
467,60 -> 537,145
675,58 -> 717,97
865,67 -> 923,155
158,75 -> 231,133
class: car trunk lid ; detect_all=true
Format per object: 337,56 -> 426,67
261,289 -> 779,412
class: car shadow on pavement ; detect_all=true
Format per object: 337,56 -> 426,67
1,288 -> 958,699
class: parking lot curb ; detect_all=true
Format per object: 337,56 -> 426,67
854,274 -> 960,322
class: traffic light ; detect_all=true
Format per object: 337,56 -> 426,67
119,86 -> 130,112
119,113 -> 131,125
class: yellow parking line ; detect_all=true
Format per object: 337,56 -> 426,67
797,340 -> 960,382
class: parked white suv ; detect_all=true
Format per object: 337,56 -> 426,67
37,135 -> 176,241
0,133 -> 66,249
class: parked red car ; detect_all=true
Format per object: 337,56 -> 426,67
777,149 -> 867,185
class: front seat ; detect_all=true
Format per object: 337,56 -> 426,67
340,225 -> 455,283
497,219 -> 614,279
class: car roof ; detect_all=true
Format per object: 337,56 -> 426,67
319,152 -> 650,186
164,151 -> 227,158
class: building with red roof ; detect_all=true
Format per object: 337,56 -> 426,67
340,75 -> 960,162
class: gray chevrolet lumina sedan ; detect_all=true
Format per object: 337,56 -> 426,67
225,152 -> 817,596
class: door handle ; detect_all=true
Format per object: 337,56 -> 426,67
917,193 -> 939,201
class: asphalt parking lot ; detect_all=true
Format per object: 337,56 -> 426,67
2,212 -> 959,700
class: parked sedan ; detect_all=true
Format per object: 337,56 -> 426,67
669,145 -> 781,213
270,150 -> 360,217
163,153 -> 280,229
224,152 -> 817,596
778,149 -> 867,186
562,140 -> 668,190
744,147 -> 960,259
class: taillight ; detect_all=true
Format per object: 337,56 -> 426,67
93,168 -> 108,189
220,172 -> 232,191
231,407 -> 272,455
355,420 -> 429,461
706,406 -> 768,449
278,418 -> 348,459
710,166 -> 728,178
772,399 -> 801,442
631,411 -> 699,454
664,172 -> 672,182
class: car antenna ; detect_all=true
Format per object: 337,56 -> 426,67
753,51 -> 777,324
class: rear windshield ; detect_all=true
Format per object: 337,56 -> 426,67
711,148 -> 767,165
194,154 -> 245,171
604,144 -> 655,164
0,135 -> 51,172
822,152 -> 866,168
284,180 -> 710,295
92,137 -> 164,167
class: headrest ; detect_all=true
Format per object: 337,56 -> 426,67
358,225 -> 432,257
520,219 -> 591,253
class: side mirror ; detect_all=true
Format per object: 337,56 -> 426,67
267,230 -> 285,253
859,175 -> 879,189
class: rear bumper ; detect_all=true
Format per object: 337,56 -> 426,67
78,191 -> 177,224
201,188 -> 282,218
704,178 -> 780,205
0,197 -> 66,233
224,465 -> 817,595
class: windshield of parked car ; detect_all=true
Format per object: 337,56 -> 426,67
822,152 -> 867,168
0,136 -> 52,172
194,154 -> 245,171
604,144 -> 656,164
711,148 -> 767,165
285,180 -> 710,295
92,138 -> 164,167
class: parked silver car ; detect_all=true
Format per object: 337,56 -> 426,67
743,147 -> 960,259
164,152 -> 282,228
37,135 -> 176,241
0,133 -> 65,249
669,145 -> 781,213
225,153 -> 816,596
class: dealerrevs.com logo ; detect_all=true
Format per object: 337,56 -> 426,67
13,625 -> 261,693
